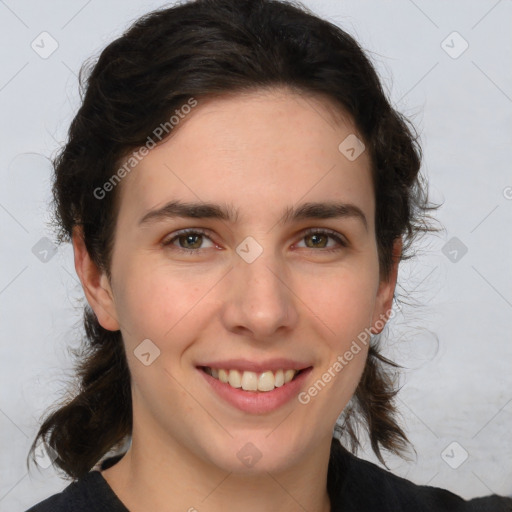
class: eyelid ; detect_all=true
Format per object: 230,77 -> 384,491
161,227 -> 348,252
298,227 -> 348,248
161,227 -> 214,248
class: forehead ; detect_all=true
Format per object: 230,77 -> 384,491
116,88 -> 374,227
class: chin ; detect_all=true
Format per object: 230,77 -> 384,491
200,434 -> 303,475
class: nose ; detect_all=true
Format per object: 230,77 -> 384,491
220,247 -> 299,341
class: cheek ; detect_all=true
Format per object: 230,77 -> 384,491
113,261 -> 218,348
294,266 -> 376,415
114,266 -> 209,406
297,264 -> 379,344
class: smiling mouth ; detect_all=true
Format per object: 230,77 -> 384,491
199,366 -> 309,392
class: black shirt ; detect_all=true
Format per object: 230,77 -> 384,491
26,439 -> 512,511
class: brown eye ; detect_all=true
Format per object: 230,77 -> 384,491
304,233 -> 329,248
297,229 -> 347,251
176,233 -> 203,249
162,229 -> 215,253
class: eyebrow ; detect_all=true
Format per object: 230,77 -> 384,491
138,200 -> 368,231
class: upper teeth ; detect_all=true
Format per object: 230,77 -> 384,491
204,367 -> 298,392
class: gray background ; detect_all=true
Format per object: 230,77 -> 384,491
0,0 -> 511,510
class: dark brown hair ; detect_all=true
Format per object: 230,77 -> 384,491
28,0 -> 436,480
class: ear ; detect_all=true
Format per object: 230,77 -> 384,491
370,237 -> 402,335
72,226 -> 120,331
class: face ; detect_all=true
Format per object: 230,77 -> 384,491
81,88 -> 398,474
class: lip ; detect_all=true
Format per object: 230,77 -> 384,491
196,358 -> 311,373
197,365 -> 313,414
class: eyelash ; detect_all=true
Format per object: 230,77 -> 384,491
161,227 -> 347,255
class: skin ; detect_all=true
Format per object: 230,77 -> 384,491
73,87 -> 401,512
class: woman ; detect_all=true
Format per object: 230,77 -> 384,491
25,0 -> 512,510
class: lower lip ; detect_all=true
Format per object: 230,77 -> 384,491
198,367 -> 313,414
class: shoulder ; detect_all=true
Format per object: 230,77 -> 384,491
25,472 -> 99,512
24,458 -> 127,512
329,441 -> 512,512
